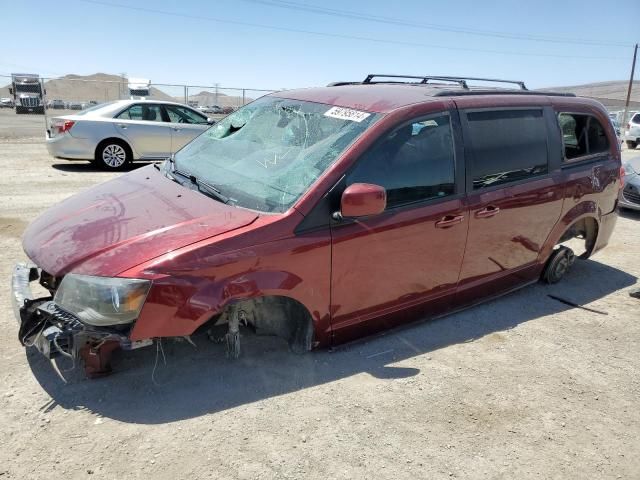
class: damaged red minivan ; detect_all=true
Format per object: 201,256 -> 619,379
12,74 -> 622,377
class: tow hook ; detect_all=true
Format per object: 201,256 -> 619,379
79,341 -> 121,378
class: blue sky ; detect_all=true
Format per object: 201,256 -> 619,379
1,0 -> 638,90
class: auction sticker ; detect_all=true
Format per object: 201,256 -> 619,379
324,106 -> 371,123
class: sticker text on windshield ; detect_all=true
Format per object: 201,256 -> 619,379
323,106 -> 371,123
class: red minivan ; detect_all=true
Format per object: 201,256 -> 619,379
12,75 -> 621,377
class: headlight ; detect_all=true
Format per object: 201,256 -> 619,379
54,274 -> 151,326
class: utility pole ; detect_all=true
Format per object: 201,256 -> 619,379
214,82 -> 219,106
120,72 -> 127,100
622,43 -> 638,130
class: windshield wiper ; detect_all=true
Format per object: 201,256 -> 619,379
190,176 -> 231,204
156,155 -> 178,181
166,155 -> 231,204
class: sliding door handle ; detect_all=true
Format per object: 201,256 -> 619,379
476,205 -> 500,218
435,215 -> 464,229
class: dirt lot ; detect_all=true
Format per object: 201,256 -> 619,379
1,117 -> 640,480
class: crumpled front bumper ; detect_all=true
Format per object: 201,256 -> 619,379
11,263 -> 66,357
12,263 -> 150,375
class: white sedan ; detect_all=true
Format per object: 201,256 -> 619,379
46,99 -> 215,170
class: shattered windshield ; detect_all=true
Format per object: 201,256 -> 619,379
173,96 -> 380,213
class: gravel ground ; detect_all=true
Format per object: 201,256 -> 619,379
1,124 -> 639,479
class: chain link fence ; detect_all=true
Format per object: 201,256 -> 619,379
2,73 -> 638,146
0,73 -> 278,139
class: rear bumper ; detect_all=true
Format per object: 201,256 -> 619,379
593,210 -> 618,255
624,129 -> 639,142
45,133 -> 95,160
16,105 -> 44,114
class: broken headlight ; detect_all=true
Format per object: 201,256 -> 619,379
53,274 -> 151,326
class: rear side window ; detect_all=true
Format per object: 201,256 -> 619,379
631,113 -> 640,123
465,109 -> 548,190
115,104 -> 163,122
558,113 -> 609,160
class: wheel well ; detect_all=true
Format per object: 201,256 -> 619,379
95,137 -> 132,161
556,217 -> 599,258
203,296 -> 315,353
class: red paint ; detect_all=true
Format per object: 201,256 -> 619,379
22,86 -> 621,349
340,183 -> 387,218
330,196 -> 468,344
22,168 -> 258,277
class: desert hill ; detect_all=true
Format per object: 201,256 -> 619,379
1,74 -> 638,110
540,80 -> 640,109
0,73 -> 252,107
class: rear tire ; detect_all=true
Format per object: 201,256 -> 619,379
543,246 -> 575,284
95,139 -> 131,170
627,140 -> 638,150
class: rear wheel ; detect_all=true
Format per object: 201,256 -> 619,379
95,140 -> 131,170
627,140 -> 638,150
543,246 -> 575,284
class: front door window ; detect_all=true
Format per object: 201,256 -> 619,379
346,114 -> 456,207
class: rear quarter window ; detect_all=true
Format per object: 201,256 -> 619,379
557,112 -> 610,161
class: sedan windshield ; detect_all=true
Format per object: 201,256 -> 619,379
173,96 -> 380,213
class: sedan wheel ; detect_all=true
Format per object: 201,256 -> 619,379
103,144 -> 127,167
97,141 -> 131,170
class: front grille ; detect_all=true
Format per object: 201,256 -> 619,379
623,190 -> 640,205
20,97 -> 39,107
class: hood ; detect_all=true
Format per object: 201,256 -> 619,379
23,166 -> 259,276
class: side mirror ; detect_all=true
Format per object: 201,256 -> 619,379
9,88 -> 13,95
339,183 -> 386,219
207,117 -> 216,125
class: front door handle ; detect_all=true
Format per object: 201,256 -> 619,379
435,215 -> 464,229
116,123 -> 127,129
476,205 -> 500,218
172,127 -> 182,132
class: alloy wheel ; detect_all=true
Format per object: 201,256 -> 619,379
102,144 -> 127,168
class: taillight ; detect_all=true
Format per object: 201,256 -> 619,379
627,123 -> 631,130
57,120 -> 75,134
619,166 -> 625,189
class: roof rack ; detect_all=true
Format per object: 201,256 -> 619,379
433,89 -> 576,98
327,74 -> 576,98
360,74 -> 528,90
